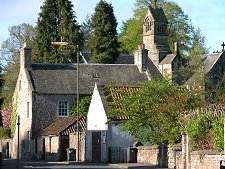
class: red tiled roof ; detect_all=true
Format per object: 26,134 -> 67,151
106,86 -> 141,120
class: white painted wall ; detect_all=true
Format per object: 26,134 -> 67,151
87,84 -> 108,130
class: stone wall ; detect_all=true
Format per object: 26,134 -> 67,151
33,94 -> 75,134
137,145 -> 182,168
137,145 -> 158,165
137,146 -> 224,169
69,132 -> 85,161
189,151 -> 224,169
45,136 -> 60,161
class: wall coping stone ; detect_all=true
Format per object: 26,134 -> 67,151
191,150 -> 224,155
137,145 -> 159,150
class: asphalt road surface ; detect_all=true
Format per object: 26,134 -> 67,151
2,159 -> 167,169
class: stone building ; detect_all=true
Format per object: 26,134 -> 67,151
134,7 -> 185,83
7,5 -> 224,162
11,44 -> 150,160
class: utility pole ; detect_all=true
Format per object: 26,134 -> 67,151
77,45 -> 80,161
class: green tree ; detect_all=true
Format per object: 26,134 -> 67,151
33,0 -> 83,63
69,95 -> 91,117
179,29 -> 208,84
1,23 -> 35,66
213,74 -> 225,103
119,0 -> 195,56
0,23 -> 35,107
119,19 -> 142,54
184,109 -> 224,151
81,14 -> 93,51
108,78 -> 202,144
89,0 -> 120,63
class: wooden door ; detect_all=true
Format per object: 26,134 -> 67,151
92,132 -> 101,162
60,136 -> 69,161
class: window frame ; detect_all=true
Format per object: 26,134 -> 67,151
58,101 -> 69,117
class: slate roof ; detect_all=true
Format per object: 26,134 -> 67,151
202,53 -> 222,74
114,54 -> 134,64
148,7 -> 168,23
146,57 -> 163,79
34,117 -> 86,138
81,52 -> 134,64
29,63 -> 149,94
160,54 -> 176,64
184,52 -> 224,86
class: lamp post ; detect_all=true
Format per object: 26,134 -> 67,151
17,115 -> 20,169
51,41 -> 80,161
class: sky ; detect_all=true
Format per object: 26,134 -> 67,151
0,0 -> 225,53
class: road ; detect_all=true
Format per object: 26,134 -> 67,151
2,159 -> 167,169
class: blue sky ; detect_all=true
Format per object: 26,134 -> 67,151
0,0 -> 224,53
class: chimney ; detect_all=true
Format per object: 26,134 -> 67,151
134,44 -> 149,72
20,42 -> 32,69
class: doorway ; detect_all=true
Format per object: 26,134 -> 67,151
92,132 -> 101,162
60,136 -> 69,161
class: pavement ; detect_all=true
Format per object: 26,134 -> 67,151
1,159 -> 168,169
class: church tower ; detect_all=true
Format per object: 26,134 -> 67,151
143,6 -> 171,67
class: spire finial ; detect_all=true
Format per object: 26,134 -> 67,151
221,42 -> 225,52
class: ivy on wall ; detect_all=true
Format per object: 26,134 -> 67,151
10,95 -> 18,137
0,127 -> 11,139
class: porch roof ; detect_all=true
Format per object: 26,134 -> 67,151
34,117 -> 86,138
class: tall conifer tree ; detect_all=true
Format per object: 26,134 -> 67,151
33,0 -> 83,63
89,0 -> 120,63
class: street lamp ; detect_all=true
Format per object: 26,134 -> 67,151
52,41 -> 80,161
17,115 -> 20,169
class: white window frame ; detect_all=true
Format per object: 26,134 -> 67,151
58,101 -> 68,117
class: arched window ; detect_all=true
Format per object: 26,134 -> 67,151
144,17 -> 152,32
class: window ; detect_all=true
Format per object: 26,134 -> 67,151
19,80 -> 21,91
27,102 -> 30,118
58,101 -> 68,116
28,131 -> 31,151
34,139 -> 38,154
144,17 -> 152,32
